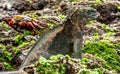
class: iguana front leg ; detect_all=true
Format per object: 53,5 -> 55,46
73,37 -> 83,58
69,8 -> 83,58
71,23 -> 83,59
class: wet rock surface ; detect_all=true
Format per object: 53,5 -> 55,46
96,3 -> 120,24
12,0 -> 48,13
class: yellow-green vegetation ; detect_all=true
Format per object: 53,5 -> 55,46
13,47 -> 20,54
18,40 -> 34,48
101,23 -> 116,34
95,0 -> 102,4
23,31 -> 31,35
36,55 -> 66,74
69,0 -> 77,2
15,35 -> 24,45
83,19 -> 120,73
0,44 -> 12,62
47,23 -> 54,28
3,62 -> 13,70
35,54 -> 116,74
115,3 -> 120,11
116,43 -> 120,56
26,0 -> 33,3
18,42 -> 30,48
0,44 -> 20,70
15,35 -> 35,48
82,41 -> 120,72
58,14 -> 67,19
86,20 -> 95,27
31,13 -> 38,19
0,21 -> 9,30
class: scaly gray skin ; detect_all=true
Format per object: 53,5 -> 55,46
0,7 -> 98,74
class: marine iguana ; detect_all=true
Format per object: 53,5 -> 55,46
0,7 -> 98,74
20,7 -> 98,68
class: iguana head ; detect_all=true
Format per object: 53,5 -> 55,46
81,7 -> 98,20
70,7 -> 98,26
